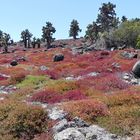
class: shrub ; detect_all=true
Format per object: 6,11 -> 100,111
0,100 -> 48,139
105,20 -> 140,48
9,72 -> 27,84
30,89 -> 87,104
97,105 -> 140,136
45,79 -> 78,93
107,93 -> 140,107
30,90 -> 62,104
62,99 -> 109,122
94,74 -> 129,92
17,75 -> 46,89
42,70 -> 60,80
63,90 -> 87,101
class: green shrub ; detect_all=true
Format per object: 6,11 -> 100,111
17,75 -> 46,89
105,20 -> 140,48
0,100 -> 48,139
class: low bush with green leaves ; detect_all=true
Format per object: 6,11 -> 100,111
0,100 -> 48,139
17,75 -> 47,89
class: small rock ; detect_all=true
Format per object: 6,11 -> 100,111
40,65 -> 48,71
17,56 -> 27,62
65,76 -> 75,80
87,72 -> 99,77
10,60 -> 18,66
72,117 -> 90,127
121,51 -> 138,59
48,107 -> 67,120
112,62 -> 121,69
53,119 -> 68,133
23,48 -> 27,51
53,54 -> 64,62
0,97 -> 4,101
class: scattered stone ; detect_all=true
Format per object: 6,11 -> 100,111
0,73 -> 10,79
72,117 -> 90,127
23,48 -> 27,51
121,51 -> 138,59
53,54 -> 64,62
65,76 -> 75,80
78,125 -> 119,140
10,60 -> 18,66
87,72 -> 99,77
53,119 -> 68,133
40,65 -> 48,71
0,85 -> 16,94
131,79 -> 139,85
123,73 -> 131,80
54,128 -> 85,140
84,45 -> 95,52
66,72 -> 99,81
0,97 -> 4,101
122,72 -> 140,85
47,106 -> 67,120
16,56 -> 27,62
112,62 -> 121,69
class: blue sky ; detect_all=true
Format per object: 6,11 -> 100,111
0,0 -> 140,41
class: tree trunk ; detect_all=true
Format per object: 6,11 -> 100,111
33,43 -> 35,48
47,40 -> 50,49
73,35 -> 76,40
28,39 -> 31,48
38,43 -> 40,48
24,40 -> 27,48
4,45 -> 8,53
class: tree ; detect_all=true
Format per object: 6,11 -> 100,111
69,19 -> 81,39
36,38 -> 41,48
96,2 -> 119,32
42,22 -> 56,49
3,33 -> 10,53
21,29 -> 32,48
0,30 -> 11,53
121,16 -> 127,22
85,21 -> 100,44
32,37 -> 36,48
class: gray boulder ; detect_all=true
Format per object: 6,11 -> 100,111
10,60 -> 18,66
53,54 -> 64,62
132,61 -> 140,78
54,128 -> 85,140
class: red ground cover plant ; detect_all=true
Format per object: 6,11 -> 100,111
30,89 -> 87,104
30,89 -> 62,104
0,76 -> 8,81
94,74 -> 129,92
63,90 -> 87,101
9,71 -> 28,84
62,99 -> 109,122
76,73 -> 129,93
40,69 -> 60,80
